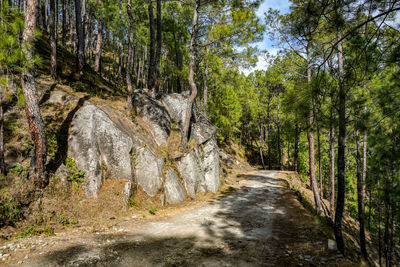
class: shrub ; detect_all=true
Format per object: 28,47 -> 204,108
65,157 -> 85,187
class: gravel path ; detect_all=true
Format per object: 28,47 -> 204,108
2,171 -> 352,266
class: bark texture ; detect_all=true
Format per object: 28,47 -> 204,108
182,0 -> 199,149
21,0 -> 48,188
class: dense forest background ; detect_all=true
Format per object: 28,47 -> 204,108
0,0 -> 399,265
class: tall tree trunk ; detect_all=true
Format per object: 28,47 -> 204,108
334,27 -> 346,254
153,0 -> 161,96
21,0 -> 48,188
50,0 -> 57,79
175,31 -> 183,93
203,56 -> 209,110
147,0 -> 155,91
62,0 -> 66,47
307,44 -> 322,213
277,100 -> 283,170
75,0 -> 85,73
317,115 -> 322,198
182,0 -> 199,149
378,175 -> 382,267
267,101 -> 271,169
0,69 -> 5,175
356,130 -> 367,258
94,10 -> 103,73
258,115 -> 265,169
294,123 -> 299,172
329,126 -> 335,220
126,0 -> 134,111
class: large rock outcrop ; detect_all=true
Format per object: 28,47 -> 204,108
68,102 -> 134,196
64,90 -> 221,204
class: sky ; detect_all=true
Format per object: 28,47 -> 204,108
241,0 -> 291,75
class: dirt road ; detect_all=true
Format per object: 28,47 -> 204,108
2,171 -> 354,266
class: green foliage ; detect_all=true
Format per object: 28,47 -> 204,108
56,215 -> 78,226
148,207 -> 157,215
0,188 -> 22,227
16,87 -> 26,108
10,163 -> 29,178
65,157 -> 86,187
16,226 -> 38,239
128,198 -> 136,208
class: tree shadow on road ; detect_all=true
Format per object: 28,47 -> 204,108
38,172 -> 356,266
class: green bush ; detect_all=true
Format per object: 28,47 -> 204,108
65,157 -> 85,187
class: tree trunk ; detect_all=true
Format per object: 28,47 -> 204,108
182,0 -> 199,149
329,126 -> 335,220
334,27 -> 346,255
126,0 -> 134,111
294,123 -> 299,172
94,10 -> 103,73
21,0 -> 48,188
62,0 -> 66,47
50,0 -> 57,79
356,130 -> 367,258
267,101 -> 271,169
0,69 -> 5,175
147,0 -> 155,91
277,100 -> 283,170
378,175 -> 382,267
317,115 -> 322,198
153,0 -> 161,96
258,114 -> 265,169
203,56 -> 209,110
175,31 -> 183,93
75,0 -> 85,73
307,44 -> 322,213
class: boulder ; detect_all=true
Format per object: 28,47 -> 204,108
161,91 -> 191,130
163,168 -> 186,204
190,118 -> 217,145
134,146 -> 165,196
177,149 -> 205,198
48,92 -> 80,106
201,139 -> 220,193
68,102 -> 134,196
133,92 -> 171,147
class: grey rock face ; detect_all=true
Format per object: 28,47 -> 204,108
68,102 -> 134,196
190,119 -> 217,145
161,91 -> 191,129
133,92 -> 171,147
164,169 -> 186,204
177,150 -> 205,199
48,92 -> 79,106
134,146 -> 165,196
201,139 -> 220,193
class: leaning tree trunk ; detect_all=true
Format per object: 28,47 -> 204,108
356,130 -> 367,258
147,0 -> 155,91
21,0 -> 48,188
126,0 -> 134,111
307,44 -> 322,213
75,0 -> 85,74
50,0 -> 57,79
153,0 -> 161,96
334,27 -> 346,255
182,0 -> 199,149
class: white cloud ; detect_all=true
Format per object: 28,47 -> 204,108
240,48 -> 279,76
